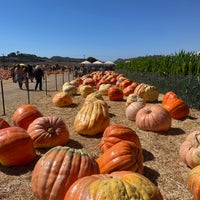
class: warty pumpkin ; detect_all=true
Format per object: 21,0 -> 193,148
188,165 -> 200,200
27,116 -> 70,148
125,93 -> 145,107
12,104 -> 43,130
52,92 -> 73,107
62,82 -> 77,95
179,131 -> 200,168
98,83 -> 112,96
31,146 -> 100,200
0,126 -> 36,166
79,84 -> 94,98
135,104 -> 171,132
162,91 -> 189,119
99,124 -> 141,153
134,83 -> 159,102
97,141 -> 143,174
74,99 -> 110,135
64,171 -> 163,200
108,86 -> 124,101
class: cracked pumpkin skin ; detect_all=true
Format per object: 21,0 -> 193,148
64,171 -> 163,200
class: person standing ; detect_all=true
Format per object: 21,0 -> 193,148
34,65 -> 44,91
14,64 -> 25,89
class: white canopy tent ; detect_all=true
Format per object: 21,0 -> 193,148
80,60 -> 91,66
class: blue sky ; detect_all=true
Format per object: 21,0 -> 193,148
0,0 -> 199,61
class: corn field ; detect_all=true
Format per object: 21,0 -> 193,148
115,50 -> 200,110
115,50 -> 200,76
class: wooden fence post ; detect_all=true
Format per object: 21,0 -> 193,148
0,75 -> 6,115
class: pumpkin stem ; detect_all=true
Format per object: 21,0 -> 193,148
192,133 -> 200,148
47,127 -> 54,134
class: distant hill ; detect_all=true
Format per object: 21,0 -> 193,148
0,52 -> 85,67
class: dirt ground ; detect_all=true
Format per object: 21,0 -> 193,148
0,72 -> 199,200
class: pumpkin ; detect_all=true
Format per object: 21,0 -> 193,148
74,99 -> 110,135
64,171 -> 163,200
79,84 -> 94,98
52,92 -> 73,107
84,91 -> 104,103
99,124 -> 141,153
0,126 -> 36,166
135,104 -> 171,132
97,141 -> 143,174
62,82 -> 77,95
118,79 -> 132,90
31,146 -> 100,200
188,165 -> 200,200
0,118 -> 10,129
162,91 -> 189,119
123,82 -> 138,96
108,86 -> 124,101
125,93 -> 145,107
27,116 -> 70,148
134,83 -> 159,102
98,83 -> 112,95
126,101 -> 145,121
82,78 -> 96,87
13,104 -> 43,130
179,131 -> 200,168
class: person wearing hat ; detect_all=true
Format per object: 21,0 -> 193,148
34,65 -> 44,91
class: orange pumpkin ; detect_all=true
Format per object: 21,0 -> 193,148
108,86 -> 124,101
97,141 -> 143,174
135,104 -> 171,132
179,131 -> 200,168
118,79 -> 132,90
123,82 -> 138,96
99,124 -> 141,153
31,146 -> 100,200
64,171 -> 163,200
162,91 -> 189,119
52,92 -> 73,107
12,104 -> 43,130
0,126 -> 36,166
27,116 -> 70,148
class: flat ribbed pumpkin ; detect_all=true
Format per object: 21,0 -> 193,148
136,104 -> 171,132
162,91 -> 189,119
64,171 -> 163,200
97,141 -> 143,174
31,146 -> 100,200
27,116 -> 70,148
99,124 -> 141,153
0,126 -> 36,166
74,99 -> 110,135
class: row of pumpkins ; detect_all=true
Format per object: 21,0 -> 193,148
0,70 -> 198,199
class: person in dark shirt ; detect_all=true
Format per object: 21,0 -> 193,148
34,65 -> 44,91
